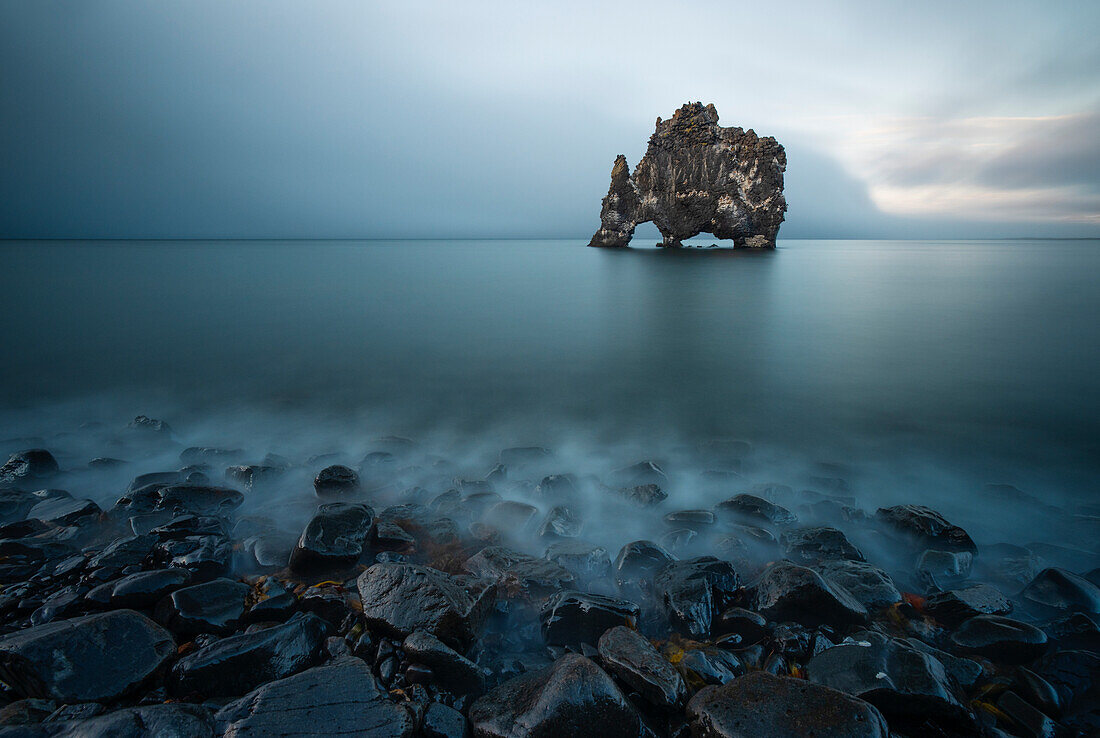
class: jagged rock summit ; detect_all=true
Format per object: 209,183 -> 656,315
589,102 -> 786,249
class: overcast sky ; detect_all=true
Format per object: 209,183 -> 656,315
2,0 -> 1098,239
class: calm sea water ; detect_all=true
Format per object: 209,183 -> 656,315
1,238 -> 1098,509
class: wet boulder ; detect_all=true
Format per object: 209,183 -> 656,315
0,610 -> 174,702
215,657 -> 414,737
597,625 -> 686,709
288,502 -> 374,572
534,474 -> 577,500
610,460 -> 668,488
403,630 -> 487,695
155,532 -> 232,581
469,654 -> 643,738
653,556 -> 740,637
537,505 -> 582,539
464,546 -> 573,600
677,646 -> 746,688
13,704 -> 215,738
541,590 -> 640,648
358,562 -> 494,649
781,526 -> 864,565
1021,567 -> 1100,614
26,496 -> 101,526
169,612 -> 329,697
687,671 -> 889,738
875,504 -> 976,554
85,568 -> 192,609
613,540 -> 675,595
806,631 -> 969,731
422,703 -> 468,738
544,541 -> 611,583
715,493 -> 797,527
156,484 -> 244,516
814,560 -> 901,609
0,489 -> 37,525
313,464 -> 360,498
950,615 -> 1049,664
0,450 -> 59,488
752,561 -> 868,628
925,583 -> 1012,625
85,534 -> 156,572
154,577 -> 251,636
615,483 -> 667,508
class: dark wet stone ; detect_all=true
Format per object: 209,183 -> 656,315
358,562 -> 494,649
915,549 -> 973,588
170,612 -> 329,697
533,474 -> 577,501
481,501 -> 539,533
242,531 -> 296,568
29,585 -> 87,625
610,460 -> 667,488
925,583 -> 1013,625
288,502 -> 374,573
454,478 -> 494,497
373,520 -> 416,552
0,490 -> 37,525
1044,612 -> 1100,652
807,631 -> 969,730
537,505 -> 582,539
8,704 -> 214,738
299,584 -> 352,625
26,496 -> 100,526
687,671 -> 889,738
902,638 -> 983,690
1021,567 -> 1100,614
996,690 -> 1062,738
678,647 -> 745,687
713,607 -> 768,643
155,533 -> 232,581
313,464 -> 360,498
664,509 -> 715,530
86,568 -> 192,609
781,526 -> 864,564
752,561 -> 868,628
469,653 -> 642,738
654,556 -> 740,638
814,559 -> 901,609
422,702 -> 468,738
0,610 -> 174,702
214,657 -> 414,737
157,484 -> 244,516
464,546 -> 573,599
598,625 -> 686,709
404,630 -> 487,695
715,493 -> 797,527
0,698 -> 57,725
86,534 -> 156,571
541,590 -> 640,648
1037,650 -> 1100,730
544,541 -> 611,583
126,471 -> 183,493
0,451 -> 59,488
613,540 -> 675,589
615,483 -> 667,508
1014,666 -> 1062,719
875,504 -> 976,554
225,464 -> 281,489
154,578 -> 250,636
951,615 -> 1049,664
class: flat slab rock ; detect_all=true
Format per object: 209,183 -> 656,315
687,671 -> 889,738
216,657 -> 415,737
0,610 -> 174,702
469,653 -> 643,738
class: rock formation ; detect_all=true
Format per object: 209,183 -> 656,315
588,102 -> 786,248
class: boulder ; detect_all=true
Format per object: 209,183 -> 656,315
752,561 -> 868,628
469,654 -> 643,738
653,556 -> 740,638
6,704 -> 214,738
780,526 -> 864,564
687,671 -> 888,738
464,546 -> 573,600
597,625 -> 686,710
814,560 -> 901,609
1021,567 -> 1100,614
715,494 -> 796,526
924,583 -> 1012,625
950,615 -> 1049,664
357,562 -> 494,649
537,505 -> 582,539
403,630 -> 487,695
0,610 -> 174,702
544,541 -> 611,583
588,103 -> 786,249
0,450 -> 59,488
288,502 -> 374,572
86,568 -> 192,609
875,505 -> 976,553
541,590 -> 640,648
313,464 -> 360,498
154,577 -> 251,636
215,657 -> 414,737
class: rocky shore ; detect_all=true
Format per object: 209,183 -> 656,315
0,417 -> 1097,736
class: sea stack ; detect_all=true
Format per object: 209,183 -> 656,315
588,102 -> 787,249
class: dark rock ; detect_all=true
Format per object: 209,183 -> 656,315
156,484 -> 244,516
997,690 -> 1063,738
464,546 -> 573,600
469,653 -> 643,738
616,483 -> 667,508
288,502 -> 374,573
713,607 -> 768,643
902,638 -> 983,690
1044,612 -> 1100,651
534,475 -> 577,500
170,612 -> 329,697
0,451 -> 59,488
225,464 -> 281,489
588,103 -> 786,249
613,540 -> 675,593
422,702 -> 468,738
687,671 -> 888,738
915,548 -> 973,588
541,590 -> 640,648
1037,650 -> 1100,730
715,494 -> 796,526
537,505 -> 582,539
126,471 -> 182,493
598,625 -> 686,709
313,464 -> 360,498
752,561 -> 867,628
127,415 -> 172,435
0,489 -> 36,525
0,610 -> 174,702
0,698 -> 57,725
951,615 -> 1049,664
814,559 -> 902,609
781,526 -> 864,564
806,631 -> 969,730
1014,666 -> 1062,719
13,704 -> 214,737
654,556 -> 740,638
925,583 -> 1013,625
86,534 -> 156,571
876,504 -> 976,554
26,496 -> 100,526
373,520 -> 416,552
403,630 -> 487,695
86,568 -> 191,609
1021,567 -> 1100,614
299,584 -> 352,625
215,657 -> 414,737
544,541 -> 611,583
358,562 -> 494,649
154,578 -> 250,636
677,647 -> 745,687
155,533 -> 232,581
29,585 -> 86,625
610,460 -> 667,488
664,509 -> 715,530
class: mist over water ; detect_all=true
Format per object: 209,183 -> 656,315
1,238 -> 1098,580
